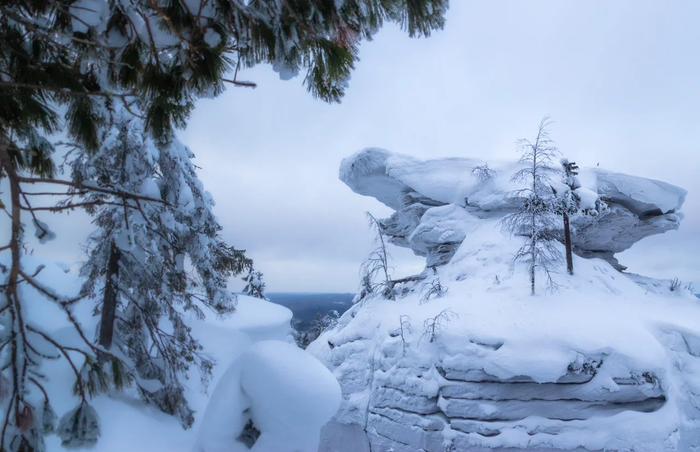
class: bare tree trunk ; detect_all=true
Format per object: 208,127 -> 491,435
376,219 -> 393,298
98,241 -> 120,352
367,212 -> 394,300
530,202 -> 537,296
563,212 -> 573,275
530,158 -> 537,296
530,237 -> 536,296
0,144 -> 25,428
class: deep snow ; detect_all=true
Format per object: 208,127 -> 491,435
0,255 -> 338,452
310,215 -> 700,451
309,149 -> 699,452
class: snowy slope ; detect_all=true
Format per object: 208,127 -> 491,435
310,150 -> 699,452
1,255 -> 337,452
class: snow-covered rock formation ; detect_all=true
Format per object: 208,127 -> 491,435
309,149 -> 698,452
340,148 -> 686,270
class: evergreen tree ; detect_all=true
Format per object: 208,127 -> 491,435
353,273 -> 375,304
72,105 -> 251,428
1,0 -> 448,447
552,158 -> 609,276
501,117 -> 563,295
294,311 -> 340,349
242,269 -> 268,300
554,159 -> 580,275
1,0 -> 449,146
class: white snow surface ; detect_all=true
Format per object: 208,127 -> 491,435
0,255 -> 337,452
310,215 -> 700,451
339,148 -> 687,268
240,341 -> 341,451
195,340 -> 341,452
309,150 -> 698,452
340,148 -> 687,215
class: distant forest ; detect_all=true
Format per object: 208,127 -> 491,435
266,293 -> 355,331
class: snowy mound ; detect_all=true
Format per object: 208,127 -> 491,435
196,341 -> 341,452
308,150 -> 699,452
7,256 -> 336,452
340,148 -> 686,269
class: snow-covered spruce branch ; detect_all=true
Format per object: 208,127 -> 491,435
242,268 -> 268,300
0,81 -> 137,99
0,144 -> 131,449
1,0 -> 447,147
550,158 -> 608,276
1,143 -> 67,450
68,109 -> 252,427
18,269 -> 83,306
18,176 -> 170,206
2,0 -> 448,446
294,311 -> 340,349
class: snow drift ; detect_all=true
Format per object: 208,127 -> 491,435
195,340 -> 341,452
3,255 -> 337,452
309,149 -> 698,452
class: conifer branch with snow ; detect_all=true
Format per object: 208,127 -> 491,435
242,269 -> 268,300
1,0 -> 449,447
0,143 -> 126,450
72,105 -> 252,428
551,158 -> 609,275
295,311 -> 340,350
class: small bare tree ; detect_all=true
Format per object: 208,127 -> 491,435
685,282 -> 695,294
395,315 -> 412,355
501,117 -> 563,295
469,163 -> 498,183
669,277 -> 681,292
420,279 -> 448,304
359,212 -> 395,300
420,309 -> 458,344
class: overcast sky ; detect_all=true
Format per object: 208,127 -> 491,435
10,0 -> 700,292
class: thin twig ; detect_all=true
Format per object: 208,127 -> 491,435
0,82 -> 136,99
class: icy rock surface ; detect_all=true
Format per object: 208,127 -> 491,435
309,150 -> 699,452
340,148 -> 686,269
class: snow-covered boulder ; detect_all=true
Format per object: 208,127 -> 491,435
340,148 -> 686,270
195,341 -> 341,452
309,150 -> 699,452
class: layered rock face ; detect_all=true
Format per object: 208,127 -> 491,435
366,367 -> 664,452
312,281 -> 700,452
309,149 -> 698,452
339,148 -> 686,270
